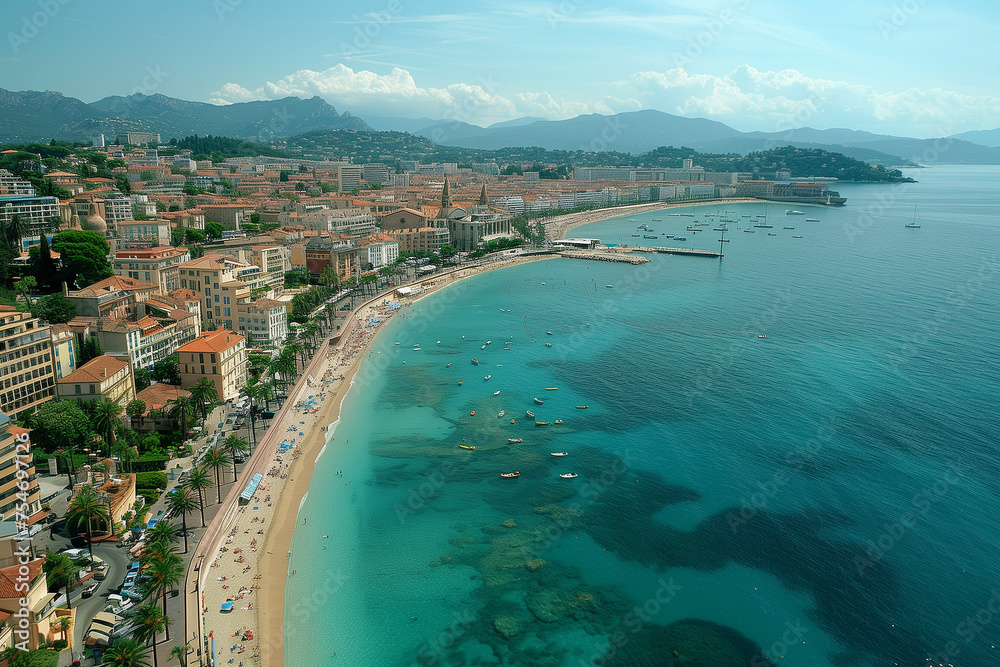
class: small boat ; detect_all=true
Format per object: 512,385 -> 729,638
554,419 -> 563,425
437,340 -> 441,344
545,387 -> 558,391
481,345 -> 486,350
643,235 -> 658,239
713,228 -> 726,231
535,421 -> 551,427
792,235 -> 803,238
631,234 -> 640,237
458,381 -> 463,385
546,331 -> 553,335
767,233 -> 777,236
551,452 -> 568,457
413,346 -> 421,351
786,210 -> 805,215
494,390 -> 501,396
674,236 -> 687,241
526,410 -> 535,418
652,218 -> 662,221
486,341 -> 492,345
395,342 -> 400,345
806,218 -> 820,222
758,334 -> 767,338
545,342 -> 552,347
471,359 -> 479,365
508,438 -> 523,444
500,472 -> 520,478
905,223 -> 920,228
575,405 -> 589,409
470,410 -> 475,416
533,397 -> 544,405
783,226 -> 794,230
744,230 -> 755,233
498,410 -> 505,417
446,363 -> 452,368
484,375 -> 492,381
510,419 -> 514,424
459,445 -> 475,450
559,473 -> 578,479
606,285 -> 613,288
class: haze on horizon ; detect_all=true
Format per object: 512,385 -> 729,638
2,0 -> 997,139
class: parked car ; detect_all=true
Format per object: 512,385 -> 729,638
120,588 -> 143,601
123,573 -> 137,588
82,582 -> 100,598
93,567 -> 107,581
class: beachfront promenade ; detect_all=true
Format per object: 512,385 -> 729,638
183,252 -> 551,667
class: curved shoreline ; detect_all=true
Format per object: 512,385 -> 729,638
187,253 -> 555,667
541,197 -> 764,241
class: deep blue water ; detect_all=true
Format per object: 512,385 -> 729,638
285,166 -> 1000,667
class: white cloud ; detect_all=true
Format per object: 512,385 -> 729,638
622,65 -> 1000,136
210,64 -> 1000,137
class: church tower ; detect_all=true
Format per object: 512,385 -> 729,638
441,177 -> 451,207
478,183 -> 488,207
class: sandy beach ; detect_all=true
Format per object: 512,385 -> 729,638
542,198 -> 763,241
186,252 -> 553,667
186,200 -> 764,665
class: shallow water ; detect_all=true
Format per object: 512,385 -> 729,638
285,165 -> 1000,666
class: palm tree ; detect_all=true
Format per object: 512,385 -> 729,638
188,378 -> 217,425
168,645 -> 187,667
164,489 -> 199,553
182,467 -> 213,527
92,399 -> 124,456
202,448 -> 230,504
52,615 -> 72,643
132,604 -> 168,667
283,341 -> 303,372
42,552 -> 78,609
65,485 -> 110,559
145,553 -> 183,639
222,435 -> 249,481
146,521 -> 179,551
101,637 -> 151,666
170,395 -> 193,441
239,382 -> 261,448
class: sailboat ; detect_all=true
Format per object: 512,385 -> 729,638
905,205 -> 921,228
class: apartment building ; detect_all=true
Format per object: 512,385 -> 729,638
55,355 -> 135,406
0,170 -> 35,196
89,311 -> 196,371
235,298 -> 288,347
65,276 -> 158,319
201,204 -> 246,229
114,246 -> 191,293
178,254 -> 252,327
49,325 -> 76,380
0,195 -> 60,244
357,233 -> 399,270
337,165 -> 362,192
117,219 -> 171,247
0,557 -> 57,650
0,307 -> 55,420
177,329 -> 247,401
250,245 -> 289,277
126,132 -> 161,145
0,415 -> 43,526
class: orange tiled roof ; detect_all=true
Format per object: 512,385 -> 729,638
58,355 -> 129,385
177,329 -> 244,354
0,558 -> 43,597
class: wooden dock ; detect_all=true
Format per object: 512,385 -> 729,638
558,250 -> 650,264
628,246 -> 722,258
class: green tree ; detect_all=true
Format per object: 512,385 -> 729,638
131,604 -> 168,667
126,399 -> 147,430
51,229 -> 113,288
188,378 -> 217,424
134,368 -> 152,392
202,448 -> 230,504
146,520 -> 178,551
164,488 -> 199,553
13,275 -> 35,305
42,551 -> 78,609
28,234 -> 59,289
182,466 -> 213,527
204,222 -> 224,239
24,401 -> 91,451
92,399 -> 124,455
29,292 -> 77,323
65,485 -> 110,559
101,637 -> 151,666
78,335 -> 103,364
144,550 -> 184,637
223,434 -> 250,479
0,646 -> 29,667
152,354 -> 180,384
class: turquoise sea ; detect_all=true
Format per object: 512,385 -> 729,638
284,165 -> 1000,667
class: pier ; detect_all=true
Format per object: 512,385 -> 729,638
628,246 -> 722,258
558,250 -> 650,264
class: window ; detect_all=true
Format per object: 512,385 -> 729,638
74,384 -> 81,394
89,384 -> 96,394
210,354 -> 216,363
199,353 -> 204,363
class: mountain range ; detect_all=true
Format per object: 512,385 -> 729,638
1,88 -> 998,165
0,89 -> 369,143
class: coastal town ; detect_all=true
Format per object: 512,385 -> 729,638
0,131 -> 860,666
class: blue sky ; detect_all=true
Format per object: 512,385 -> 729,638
2,0 -> 997,137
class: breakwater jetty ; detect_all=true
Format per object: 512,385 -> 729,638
558,250 -> 650,264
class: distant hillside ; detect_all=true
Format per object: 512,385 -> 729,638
0,89 -> 370,143
89,93 -> 371,140
424,109 -> 1000,165
948,128 -> 1000,148
288,129 -> 439,163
